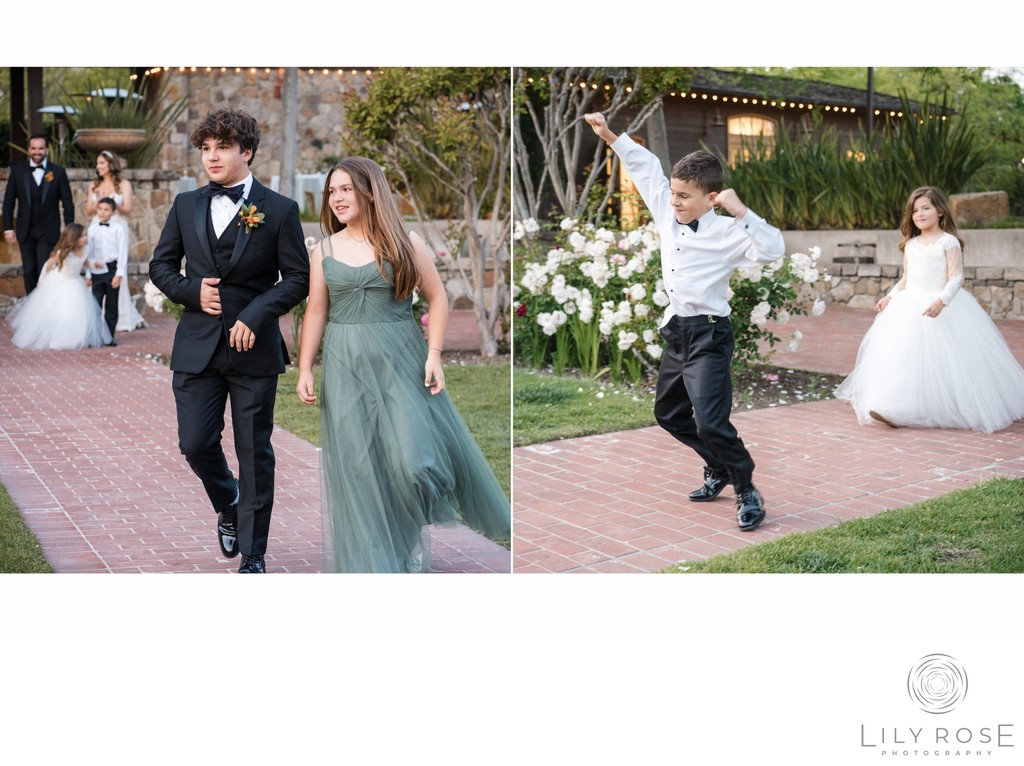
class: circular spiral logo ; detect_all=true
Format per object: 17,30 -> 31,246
907,654 -> 968,714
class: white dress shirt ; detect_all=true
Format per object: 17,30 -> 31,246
85,219 -> 129,278
210,173 -> 253,238
29,160 -> 47,185
611,134 -> 785,327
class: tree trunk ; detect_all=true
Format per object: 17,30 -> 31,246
280,67 -> 298,200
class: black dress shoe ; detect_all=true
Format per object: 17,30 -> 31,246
736,486 -> 766,531
238,554 -> 265,574
689,466 -> 728,502
217,505 -> 239,559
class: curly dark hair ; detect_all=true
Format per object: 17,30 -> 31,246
189,108 -> 260,165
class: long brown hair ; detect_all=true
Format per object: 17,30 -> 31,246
898,186 -> 965,255
91,150 -> 125,195
318,157 -> 420,300
52,223 -> 85,271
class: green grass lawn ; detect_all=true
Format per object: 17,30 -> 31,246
513,367 -> 655,446
663,477 -> 1024,573
277,361 -> 511,497
0,483 -> 54,573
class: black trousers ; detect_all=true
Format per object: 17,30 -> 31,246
172,338 -> 279,556
20,236 -> 54,294
90,262 -> 120,338
654,315 -> 755,491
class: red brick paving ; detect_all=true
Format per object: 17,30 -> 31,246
512,305 -> 1024,573
0,309 -> 509,574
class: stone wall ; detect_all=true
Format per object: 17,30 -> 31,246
153,68 -> 371,182
784,229 -> 1024,320
0,167 -> 179,313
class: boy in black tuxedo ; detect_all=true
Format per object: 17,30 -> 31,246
149,108 -> 310,573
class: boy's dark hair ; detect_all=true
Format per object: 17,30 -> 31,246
96,197 -> 116,209
671,150 -> 723,195
189,108 -> 260,165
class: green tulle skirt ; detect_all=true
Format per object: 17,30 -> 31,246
319,313 -> 510,573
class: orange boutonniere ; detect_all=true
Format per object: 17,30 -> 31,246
238,202 -> 265,234
44,171 -> 54,184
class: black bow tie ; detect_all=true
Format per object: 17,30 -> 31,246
205,182 -> 245,203
30,165 -> 44,172
684,219 -> 699,232
99,222 -> 110,227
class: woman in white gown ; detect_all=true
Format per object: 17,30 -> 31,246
85,150 -> 145,332
834,186 -> 1024,433
7,223 -> 112,349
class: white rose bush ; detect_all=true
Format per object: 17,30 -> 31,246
514,216 -> 829,382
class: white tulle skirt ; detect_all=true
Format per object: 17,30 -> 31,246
7,271 -> 112,350
834,288 -> 1024,433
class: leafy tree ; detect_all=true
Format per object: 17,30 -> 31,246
513,67 -> 693,223
341,67 -> 509,357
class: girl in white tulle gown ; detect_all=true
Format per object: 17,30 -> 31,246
7,223 -> 113,350
835,187 -> 1024,433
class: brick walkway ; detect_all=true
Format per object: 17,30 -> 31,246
512,306 -> 1024,573
0,310 -> 510,574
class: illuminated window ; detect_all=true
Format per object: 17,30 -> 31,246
727,115 -> 777,165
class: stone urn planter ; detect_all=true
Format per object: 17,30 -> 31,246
73,128 -> 147,155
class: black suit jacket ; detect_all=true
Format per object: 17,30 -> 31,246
2,161 -> 75,241
148,178 -> 310,377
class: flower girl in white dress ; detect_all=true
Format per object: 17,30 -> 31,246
835,186 -> 1024,433
7,223 -> 112,350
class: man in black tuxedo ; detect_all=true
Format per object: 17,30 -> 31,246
149,108 -> 309,574
3,134 -> 75,294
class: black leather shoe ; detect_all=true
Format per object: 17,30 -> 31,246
238,554 -> 265,574
689,466 -> 728,502
217,481 -> 240,559
736,486 -> 766,531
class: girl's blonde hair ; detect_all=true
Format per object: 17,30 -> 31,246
319,157 -> 420,300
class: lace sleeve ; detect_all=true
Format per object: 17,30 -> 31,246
938,235 -> 964,305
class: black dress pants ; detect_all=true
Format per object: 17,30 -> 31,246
90,263 -> 120,338
654,315 -> 755,491
20,237 -> 53,294
172,338 -> 279,556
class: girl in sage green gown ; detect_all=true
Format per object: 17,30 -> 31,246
296,157 -> 510,572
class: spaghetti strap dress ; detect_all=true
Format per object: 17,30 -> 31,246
317,237 -> 510,572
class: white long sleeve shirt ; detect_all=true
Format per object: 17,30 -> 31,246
85,219 -> 129,278
610,133 -> 786,327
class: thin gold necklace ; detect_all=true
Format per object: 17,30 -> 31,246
346,229 -> 367,246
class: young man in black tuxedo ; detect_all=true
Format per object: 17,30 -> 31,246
149,108 -> 310,573
3,134 -> 75,294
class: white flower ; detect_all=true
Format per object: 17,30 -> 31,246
793,330 -> 804,340
584,239 -> 609,258
646,343 -> 663,360
790,252 -> 812,270
304,236 -> 318,253
143,280 -> 166,312
513,220 -> 525,241
628,283 -> 647,301
812,299 -> 826,317
560,217 -> 576,231
652,283 -> 670,307
520,263 -> 549,294
511,284 -> 521,299
568,231 -> 587,252
776,309 -> 790,325
537,310 -> 567,336
643,329 -> 657,344
524,218 -> 540,234
725,285 -> 734,301
809,245 -> 822,260
739,265 -> 763,282
617,330 -> 639,350
596,392 -> 605,399
802,268 -> 820,283
634,303 -> 650,317
750,300 -> 772,327
595,227 -> 616,243
787,339 -> 799,352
